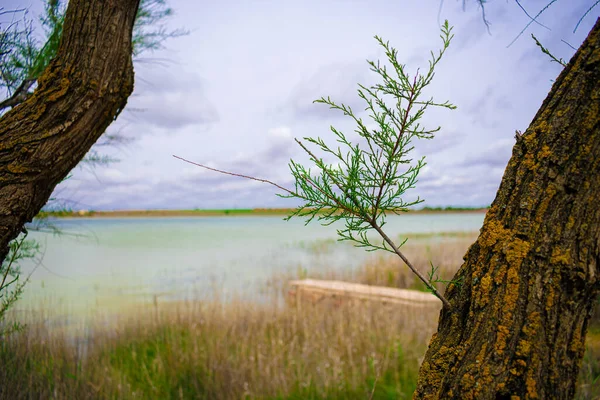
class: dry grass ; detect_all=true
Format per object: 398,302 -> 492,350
1,232 -> 599,399
266,233 -> 475,300
1,297 -> 436,399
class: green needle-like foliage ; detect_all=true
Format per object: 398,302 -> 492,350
279,22 -> 457,307
0,229 -> 39,337
177,21 -> 459,308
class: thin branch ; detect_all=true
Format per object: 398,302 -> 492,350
0,8 -> 26,17
370,222 -> 451,308
174,153 -> 356,222
437,0 -> 445,28
0,229 -> 27,292
294,138 -> 369,219
172,155 -> 295,196
472,0 -> 491,34
372,74 -> 417,219
532,34 -> 566,66
508,0 -> 559,48
514,0 -> 551,30
0,77 -> 35,110
574,0 -> 600,33
561,39 -> 577,51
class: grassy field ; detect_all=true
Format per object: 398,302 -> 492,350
1,234 -> 599,399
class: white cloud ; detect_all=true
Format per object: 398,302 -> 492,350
44,0 -> 599,209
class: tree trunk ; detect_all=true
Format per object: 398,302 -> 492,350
414,17 -> 600,399
0,0 -> 140,265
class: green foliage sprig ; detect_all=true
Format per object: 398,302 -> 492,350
176,21 -> 457,308
283,22 -> 456,307
428,261 -> 463,289
0,229 -> 39,337
531,33 -> 566,67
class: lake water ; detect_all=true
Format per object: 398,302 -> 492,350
16,213 -> 485,318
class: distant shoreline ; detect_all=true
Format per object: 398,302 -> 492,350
38,207 -> 489,219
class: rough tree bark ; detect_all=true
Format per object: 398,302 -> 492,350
0,0 -> 140,265
414,18 -> 600,399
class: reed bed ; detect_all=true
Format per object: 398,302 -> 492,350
1,298 -> 436,399
1,232 -> 599,399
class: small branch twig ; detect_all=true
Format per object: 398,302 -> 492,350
172,155 -> 295,196
293,138 -> 368,219
0,229 -> 27,292
370,222 -> 451,309
531,34 -> 566,66
293,137 -> 451,307
0,78 -> 36,111
372,75 -> 417,218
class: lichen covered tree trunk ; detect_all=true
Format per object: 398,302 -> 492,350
0,0 -> 140,265
414,18 -> 600,399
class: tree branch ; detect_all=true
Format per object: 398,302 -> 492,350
0,77 -> 35,111
172,155 -> 296,196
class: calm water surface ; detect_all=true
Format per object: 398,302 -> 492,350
17,213 -> 484,317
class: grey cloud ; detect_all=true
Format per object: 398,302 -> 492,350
124,67 -> 219,130
421,180 -> 499,207
464,87 -> 514,131
459,139 -> 514,168
415,162 -> 504,207
61,134 -> 506,211
59,127 -> 300,210
180,127 -> 298,182
68,172 -> 296,211
415,129 -> 466,156
282,61 -> 371,120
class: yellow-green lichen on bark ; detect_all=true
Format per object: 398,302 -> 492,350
521,152 -> 538,173
504,237 -> 531,269
526,374 -> 539,399
416,345 -> 457,399
545,285 -> 555,309
47,78 -> 71,102
475,274 -> 493,307
569,327 -> 585,355
523,129 -> 538,147
495,260 -> 522,357
479,219 -> 510,248
534,184 -> 557,225
550,247 -> 571,265
539,145 -> 552,160
7,163 -> 30,174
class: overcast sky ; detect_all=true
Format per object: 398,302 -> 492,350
7,1 -> 600,210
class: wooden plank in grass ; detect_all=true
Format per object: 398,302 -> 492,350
288,279 -> 441,308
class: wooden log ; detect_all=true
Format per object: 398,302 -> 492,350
288,279 -> 441,308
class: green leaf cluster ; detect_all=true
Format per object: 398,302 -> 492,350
283,21 -> 456,255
